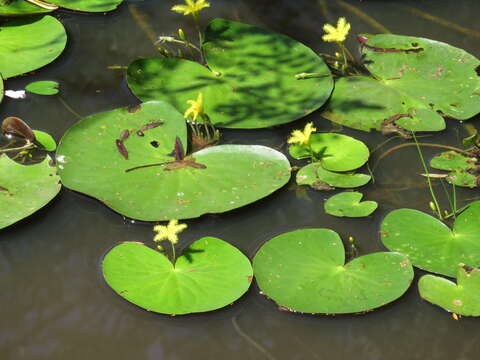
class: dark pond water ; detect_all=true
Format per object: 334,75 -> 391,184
1,0 -> 480,359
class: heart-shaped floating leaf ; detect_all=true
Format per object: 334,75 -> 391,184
0,16 -> 67,79
325,191 -> 377,217
26,80 -> 59,96
33,130 -> 56,151
0,0 -> 52,16
127,18 -> 333,129
0,154 -> 61,229
57,101 -> 291,221
103,238 -> 253,315
324,33 -> 480,132
381,201 -> 480,277
430,151 -> 478,188
289,133 -> 370,171
323,76 -> 446,133
253,228 -> 413,314
296,163 -> 371,189
0,0 -> 123,14
419,265 -> 480,316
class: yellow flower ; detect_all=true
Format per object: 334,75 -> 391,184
153,219 -> 187,245
171,0 -> 210,17
287,122 -> 317,145
184,93 -> 204,122
322,17 -> 351,43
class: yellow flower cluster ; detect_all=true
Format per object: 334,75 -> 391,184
184,93 -> 204,122
288,123 -> 317,145
171,0 -> 210,17
153,219 -> 187,245
322,17 -> 351,43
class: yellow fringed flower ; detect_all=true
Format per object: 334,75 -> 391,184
171,0 -> 210,17
184,93 -> 204,122
287,122 -> 317,145
322,17 -> 351,43
153,219 -> 187,245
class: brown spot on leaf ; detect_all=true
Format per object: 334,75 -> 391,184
116,139 -> 128,160
127,105 -> 141,113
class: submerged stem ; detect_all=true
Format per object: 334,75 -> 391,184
412,133 -> 443,220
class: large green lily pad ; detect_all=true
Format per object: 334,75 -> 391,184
253,229 -> 413,314
127,18 -> 333,129
289,133 -> 370,171
103,238 -> 253,315
324,191 -> 377,217
324,34 -> 480,132
57,101 -> 291,221
430,150 -> 478,188
381,201 -> 480,277
0,0 -> 122,15
0,0 -> 52,17
419,265 -> 480,316
0,154 -> 61,229
0,15 -> 67,79
296,162 -> 371,189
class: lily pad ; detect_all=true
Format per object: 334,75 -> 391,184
296,163 -> 371,189
381,201 -> 480,277
322,76 -> 446,133
419,265 -> 480,316
26,80 -> 59,95
289,133 -> 370,172
0,0 -> 52,17
0,15 -> 67,79
324,191 -> 377,217
253,229 -> 414,314
0,75 -> 3,104
127,18 -> 333,129
57,101 -> 291,221
0,154 -> 61,229
33,130 -> 56,151
102,238 -> 253,315
430,150 -> 478,188
324,33 -> 480,132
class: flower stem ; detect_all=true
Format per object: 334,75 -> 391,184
412,132 -> 443,220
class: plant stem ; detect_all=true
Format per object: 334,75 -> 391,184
412,132 -> 443,220
171,241 -> 176,264
0,143 -> 34,153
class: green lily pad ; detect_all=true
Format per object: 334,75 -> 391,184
33,130 -> 56,151
0,154 -> 61,229
296,162 -> 371,189
48,0 -> 123,12
430,151 -> 478,188
381,201 -> 480,277
127,18 -> 333,129
322,76 -> 446,133
0,75 -> 3,104
25,80 -> 59,95
253,228 -> 414,314
289,133 -> 370,172
324,191 -> 377,217
103,238 -> 253,315
419,266 -> 480,316
57,101 -> 291,221
0,0 -> 122,14
363,34 -> 480,122
0,0 -> 52,17
0,16 -> 67,79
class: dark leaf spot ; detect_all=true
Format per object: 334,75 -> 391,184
150,141 -> 159,148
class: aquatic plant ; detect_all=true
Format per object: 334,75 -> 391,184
323,34 -> 480,134
429,150 -> 479,188
324,191 -> 377,218
56,101 -> 291,221
381,201 -> 480,277
0,15 -> 66,79
25,80 -> 59,96
102,236 -> 253,315
127,19 -> 334,129
253,228 -> 413,314
419,264 -> 480,317
0,0 -> 124,15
